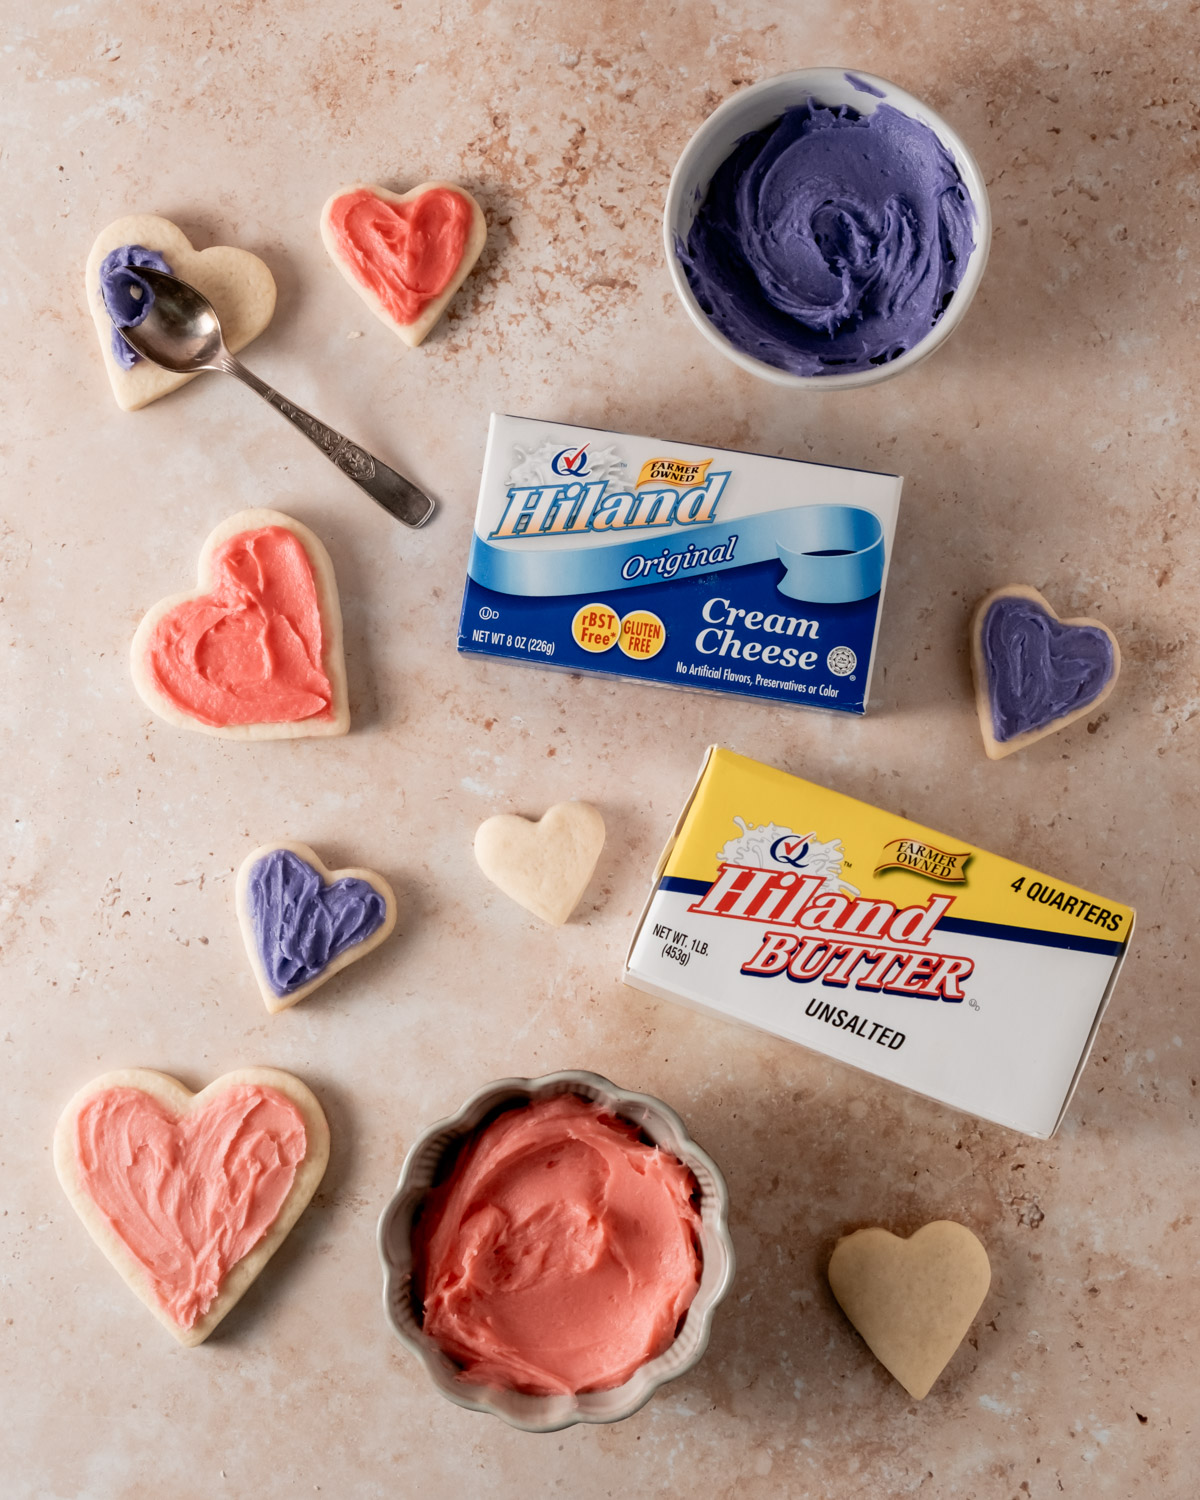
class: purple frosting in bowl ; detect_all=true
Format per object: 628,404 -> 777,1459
982,595 -> 1115,742
247,847 -> 388,997
675,99 -> 976,376
98,244 -> 173,370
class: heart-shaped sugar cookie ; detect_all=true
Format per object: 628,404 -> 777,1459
130,509 -> 350,739
85,215 -> 276,411
54,1068 -> 329,1346
971,584 -> 1120,759
474,802 -> 606,925
321,182 -> 487,347
827,1221 -> 991,1399
236,841 -> 397,1012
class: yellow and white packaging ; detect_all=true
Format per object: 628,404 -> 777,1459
624,749 -> 1135,1137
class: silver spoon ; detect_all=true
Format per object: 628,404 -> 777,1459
116,267 -> 435,528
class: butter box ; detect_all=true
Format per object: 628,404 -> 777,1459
624,748 -> 1135,1137
457,415 -> 902,714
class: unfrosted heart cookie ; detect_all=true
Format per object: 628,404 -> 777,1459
85,215 -> 276,410
130,509 -> 350,739
320,182 -> 487,347
54,1068 -> 329,1346
474,802 -> 606,925
236,841 -> 396,1012
971,584 -> 1120,759
827,1221 -> 991,1400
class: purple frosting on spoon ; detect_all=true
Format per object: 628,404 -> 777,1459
982,595 -> 1115,743
247,847 -> 387,997
676,99 -> 976,376
98,244 -> 172,370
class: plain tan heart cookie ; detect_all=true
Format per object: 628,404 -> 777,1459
54,1068 -> 329,1346
320,181 -> 487,347
474,802 -> 606,925
970,583 -> 1121,760
130,508 -> 350,740
827,1221 -> 991,1399
85,215 -> 276,410
236,841 -> 397,1013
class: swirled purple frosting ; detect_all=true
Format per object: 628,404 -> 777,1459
982,595 -> 1115,742
676,99 -> 976,376
247,847 -> 387,997
98,244 -> 172,370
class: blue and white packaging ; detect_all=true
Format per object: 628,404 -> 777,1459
457,415 -> 903,714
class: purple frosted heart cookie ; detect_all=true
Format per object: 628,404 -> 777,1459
235,842 -> 396,1012
970,585 -> 1120,759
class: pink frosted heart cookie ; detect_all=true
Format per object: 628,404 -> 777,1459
85,215 -> 276,411
321,182 -> 487,346
54,1068 -> 329,1346
130,508 -> 350,740
971,584 -> 1120,759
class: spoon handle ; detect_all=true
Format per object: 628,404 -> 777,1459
224,358 -> 435,529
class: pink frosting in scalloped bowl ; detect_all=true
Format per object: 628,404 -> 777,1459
411,1094 -> 702,1396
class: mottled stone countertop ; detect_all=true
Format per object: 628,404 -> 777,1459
2,2 -> 1197,1496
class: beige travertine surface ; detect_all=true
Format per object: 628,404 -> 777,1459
2,1 -> 1197,1495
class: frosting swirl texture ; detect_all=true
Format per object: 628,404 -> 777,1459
99,244 -> 173,370
247,848 -> 388,997
413,1094 -> 702,1395
677,100 -> 976,376
145,525 -> 333,727
326,186 -> 474,325
74,1084 -> 307,1330
982,595 -> 1116,742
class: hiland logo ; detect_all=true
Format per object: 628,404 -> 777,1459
720,820 -> 850,887
550,444 -> 590,477
489,457 -> 731,540
691,818 -> 975,1004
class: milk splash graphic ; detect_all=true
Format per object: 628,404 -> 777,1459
507,438 -> 628,489
718,818 -> 860,896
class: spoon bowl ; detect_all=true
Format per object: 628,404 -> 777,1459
119,269 -> 226,372
114,268 -> 435,528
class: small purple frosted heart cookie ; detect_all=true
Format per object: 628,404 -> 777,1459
235,842 -> 396,1012
970,585 -> 1120,759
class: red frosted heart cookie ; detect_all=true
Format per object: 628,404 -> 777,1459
321,181 -> 487,347
130,509 -> 349,739
54,1068 -> 330,1346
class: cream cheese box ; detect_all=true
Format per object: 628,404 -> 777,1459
458,415 -> 903,714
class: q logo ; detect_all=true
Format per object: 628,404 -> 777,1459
770,835 -> 811,868
550,444 -> 590,477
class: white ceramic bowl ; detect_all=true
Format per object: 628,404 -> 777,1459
664,67 -> 992,390
378,1070 -> 735,1433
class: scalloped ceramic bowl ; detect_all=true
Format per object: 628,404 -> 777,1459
664,67 -> 992,390
378,1070 -> 735,1432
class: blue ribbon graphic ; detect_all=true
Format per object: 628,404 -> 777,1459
467,505 -> 885,604
774,506 -> 884,603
